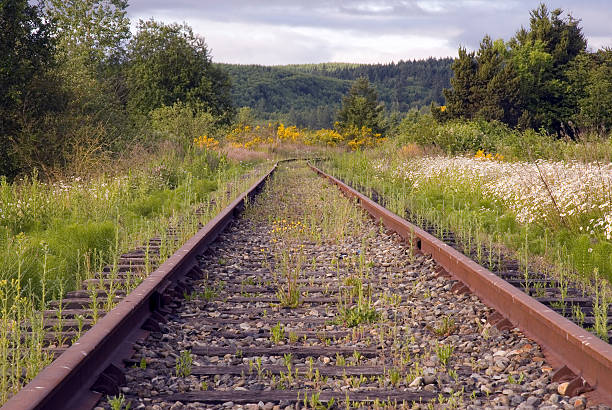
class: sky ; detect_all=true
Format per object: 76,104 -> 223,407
126,1 -> 612,65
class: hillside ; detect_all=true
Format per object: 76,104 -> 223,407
217,58 -> 454,128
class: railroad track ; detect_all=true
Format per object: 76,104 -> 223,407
3,161 -> 612,409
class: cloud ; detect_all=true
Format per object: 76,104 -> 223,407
127,0 -> 612,64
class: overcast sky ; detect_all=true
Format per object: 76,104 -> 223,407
127,1 -> 612,65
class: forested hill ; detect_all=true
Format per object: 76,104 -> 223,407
217,58 -> 454,128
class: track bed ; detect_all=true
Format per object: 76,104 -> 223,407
94,164 -> 597,409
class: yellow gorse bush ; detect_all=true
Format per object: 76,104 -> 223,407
474,149 -> 504,161
225,122 -> 384,150
276,123 -> 301,142
345,126 -> 385,151
193,135 -> 219,150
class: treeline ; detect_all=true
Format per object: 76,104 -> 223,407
0,0 -> 234,179
437,4 -> 612,136
219,58 -> 453,128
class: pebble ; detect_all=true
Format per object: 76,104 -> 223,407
409,376 -> 424,387
558,382 -> 570,395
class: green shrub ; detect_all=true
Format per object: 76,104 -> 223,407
130,190 -> 173,217
150,102 -> 218,148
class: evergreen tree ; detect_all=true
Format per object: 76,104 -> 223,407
443,47 -> 477,118
336,77 -> 385,133
509,3 -> 586,133
444,3 -> 588,135
474,37 -> 521,125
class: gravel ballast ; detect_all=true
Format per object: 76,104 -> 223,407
97,163 -> 606,410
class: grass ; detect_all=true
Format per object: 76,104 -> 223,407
0,145 -> 269,404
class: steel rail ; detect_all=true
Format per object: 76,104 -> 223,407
309,163 -> 612,404
2,162 -> 279,410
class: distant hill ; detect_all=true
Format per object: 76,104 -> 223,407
217,58 -> 454,128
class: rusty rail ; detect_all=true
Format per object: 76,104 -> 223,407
2,163 -> 279,410
309,163 -> 612,404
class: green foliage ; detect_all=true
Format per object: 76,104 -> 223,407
336,304 -> 381,327
127,20 -> 234,124
336,77 -> 385,134
0,2 -> 237,179
398,115 -> 511,155
567,49 -> 612,133
0,0 -> 56,177
150,102 -> 218,147
443,3 -> 599,136
175,349 -> 193,377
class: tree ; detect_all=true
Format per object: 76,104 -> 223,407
43,0 -> 131,153
443,47 -> 477,119
0,0 -> 56,177
127,20 -> 234,125
336,77 -> 385,134
567,49 -> 612,133
45,0 -> 130,68
443,3 -> 588,135
509,3 -> 586,133
474,38 -> 522,125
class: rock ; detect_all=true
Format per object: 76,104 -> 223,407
547,382 -> 559,393
169,402 -> 183,410
569,397 -> 586,410
480,384 -> 492,394
509,395 -> 524,406
525,396 -> 541,407
557,382 -> 570,396
423,375 -> 436,385
497,395 -> 510,406
409,376 -> 424,387
245,404 -> 259,410
423,384 -> 437,392
550,393 -> 561,403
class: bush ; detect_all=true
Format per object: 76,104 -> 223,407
397,116 -> 509,155
150,102 -> 219,148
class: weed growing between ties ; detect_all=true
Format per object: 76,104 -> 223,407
246,163 -> 367,312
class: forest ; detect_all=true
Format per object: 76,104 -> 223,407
220,58 -> 453,128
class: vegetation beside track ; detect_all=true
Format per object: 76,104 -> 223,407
322,149 -> 612,341
0,145 -> 269,404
